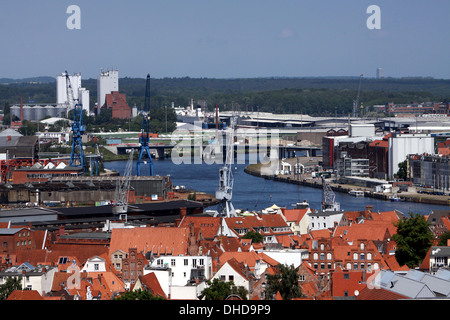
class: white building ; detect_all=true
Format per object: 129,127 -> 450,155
308,210 -> 344,232
81,256 -> 107,272
56,71 -> 90,114
388,132 -> 434,178
97,69 -> 119,109
0,263 -> 57,296
144,255 -> 212,300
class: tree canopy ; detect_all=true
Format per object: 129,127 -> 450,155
392,213 -> 433,268
265,264 -> 302,300
201,278 -> 248,300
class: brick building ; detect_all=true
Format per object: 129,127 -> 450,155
121,248 -> 147,284
103,91 -> 131,119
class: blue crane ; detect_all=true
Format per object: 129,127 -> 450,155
64,71 -> 86,171
136,74 -> 154,176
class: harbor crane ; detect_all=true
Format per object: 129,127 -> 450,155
214,113 -> 237,218
352,74 -> 363,117
321,175 -> 340,212
64,71 -> 86,171
136,74 -> 154,176
112,149 -> 134,215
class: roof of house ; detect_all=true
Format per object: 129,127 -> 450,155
225,214 -> 290,232
356,286 -> 409,300
219,251 -> 261,271
221,257 -> 251,281
334,222 -> 392,242
139,272 -> 166,298
109,227 -> 191,257
177,216 -> 221,239
7,290 -> 44,300
281,208 -> 308,223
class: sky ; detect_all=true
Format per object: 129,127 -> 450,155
1,1 -> 450,79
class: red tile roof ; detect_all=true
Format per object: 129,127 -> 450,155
356,286 -> 409,300
109,227 -> 192,257
139,272 -> 166,298
7,290 -> 44,300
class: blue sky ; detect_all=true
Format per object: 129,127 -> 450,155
1,1 -> 449,79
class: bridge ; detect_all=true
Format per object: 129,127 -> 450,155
113,143 -> 322,160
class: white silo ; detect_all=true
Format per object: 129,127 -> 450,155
79,87 -> 90,114
97,69 -> 119,109
56,71 -> 82,105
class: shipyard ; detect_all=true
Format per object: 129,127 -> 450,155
0,2 -> 449,306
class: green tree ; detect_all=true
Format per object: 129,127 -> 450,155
201,278 -> 248,300
438,231 -> 450,246
0,276 -> 22,300
392,213 -> 433,268
243,230 -> 263,243
265,264 -> 302,300
114,289 -> 165,300
395,160 -> 408,180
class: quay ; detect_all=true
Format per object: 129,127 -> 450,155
244,158 -> 450,207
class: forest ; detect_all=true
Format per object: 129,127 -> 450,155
1,76 -> 450,118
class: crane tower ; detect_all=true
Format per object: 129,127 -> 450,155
214,113 -> 237,217
136,74 -> 154,176
64,71 -> 86,171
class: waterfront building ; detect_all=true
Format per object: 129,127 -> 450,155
408,153 -> 450,191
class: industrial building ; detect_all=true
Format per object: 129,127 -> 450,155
56,71 -> 90,115
97,69 -> 119,112
10,104 -> 66,122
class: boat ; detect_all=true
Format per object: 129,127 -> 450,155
389,194 -> 403,202
348,190 -> 365,197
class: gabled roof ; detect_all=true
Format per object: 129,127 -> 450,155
219,251 -> 261,271
281,208 -> 308,223
221,257 -> 251,281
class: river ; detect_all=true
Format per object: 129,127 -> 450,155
104,159 -> 449,216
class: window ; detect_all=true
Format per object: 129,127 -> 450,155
353,263 -> 358,270
171,259 -> 176,267
327,253 -> 332,260
229,275 -> 234,281
94,264 -> 99,271
353,253 -> 358,260
360,253 -> 365,261
320,253 -> 325,260
313,253 -> 318,260
199,259 -> 204,266
184,259 -> 189,266
360,243 -> 365,250
343,273 -> 350,279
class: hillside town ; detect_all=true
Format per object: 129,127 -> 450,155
1,203 -> 449,301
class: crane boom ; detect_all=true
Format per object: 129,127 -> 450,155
353,74 -> 363,117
